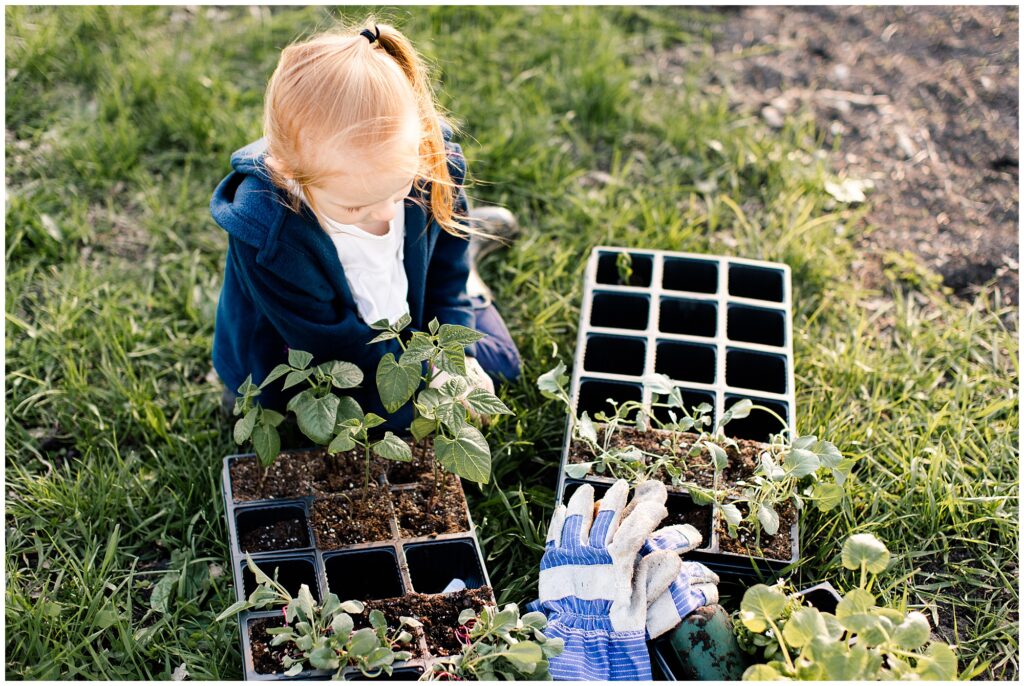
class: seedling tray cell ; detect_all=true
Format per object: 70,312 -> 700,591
559,247 -> 799,577
221,450 -> 494,681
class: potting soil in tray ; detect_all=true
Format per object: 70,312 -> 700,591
359,588 -> 494,658
312,489 -> 393,548
249,616 -> 306,675
662,498 -> 713,544
240,516 -> 310,553
385,440 -> 437,485
230,450 -> 391,502
717,501 -> 796,561
395,476 -> 469,538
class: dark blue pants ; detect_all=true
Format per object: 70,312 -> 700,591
221,298 -> 520,417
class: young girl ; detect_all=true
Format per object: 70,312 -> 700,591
211,21 -> 521,427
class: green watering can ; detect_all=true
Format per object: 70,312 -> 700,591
650,605 -> 749,681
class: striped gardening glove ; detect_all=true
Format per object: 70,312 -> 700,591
641,523 -> 721,639
533,479 -> 680,681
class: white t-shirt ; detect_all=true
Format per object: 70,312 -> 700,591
284,179 -> 410,327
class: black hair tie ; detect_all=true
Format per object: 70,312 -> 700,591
359,26 -> 380,44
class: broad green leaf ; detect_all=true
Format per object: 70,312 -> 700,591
394,312 -> 412,331
328,429 -> 355,454
720,502 -> 743,526
435,424 -> 491,484
320,593 -> 340,618
576,412 -> 598,443
812,440 -> 842,467
831,458 -> 855,486
783,606 -> 827,647
836,588 -> 876,621
820,642 -> 881,680
892,611 -> 930,650
150,573 -> 179,614
215,599 -> 251,622
916,642 -> 957,680
435,401 -> 467,433
294,392 -> 339,445
320,360 -> 363,389
505,640 -> 543,666
369,609 -> 387,630
841,612 -> 894,646
435,344 -> 468,377
464,388 -> 512,416
376,353 -> 420,413
757,504 -> 780,536
537,361 -> 569,403
234,408 -> 257,445
521,611 -> 548,629
792,435 -> 817,450
812,482 -> 844,512
340,600 -> 365,614
759,453 -> 785,480
288,349 -> 314,370
842,533 -> 890,573
260,364 -> 292,388
400,615 -> 423,628
368,330 -> 399,344
783,448 -> 820,478
743,663 -> 785,680
414,387 -> 445,419
410,416 -> 435,441
252,423 -> 281,466
348,628 -> 379,656
369,318 -> 391,331
705,441 -> 728,470
427,318 -> 440,335
728,398 -> 753,420
262,409 -> 286,427
283,663 -> 303,677
739,584 -> 787,632
441,375 -> 470,400
564,462 -> 594,479
646,373 -> 675,396
363,413 -> 386,430
282,368 -> 313,390
308,646 -> 340,670
335,395 -> 364,426
372,432 -> 412,462
438,323 -> 486,347
401,335 -> 435,364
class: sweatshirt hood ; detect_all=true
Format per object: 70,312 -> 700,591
210,137 -> 290,251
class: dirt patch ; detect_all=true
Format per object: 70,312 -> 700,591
698,6 -> 1018,303
230,450 -> 391,502
239,516 -> 310,553
311,490 -> 393,549
361,588 -> 494,658
395,477 -> 470,538
386,440 -> 437,485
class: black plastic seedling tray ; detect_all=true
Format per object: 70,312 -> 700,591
558,247 -> 799,577
649,580 -> 842,680
221,450 -> 494,681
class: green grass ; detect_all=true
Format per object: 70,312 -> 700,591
6,5 -> 1018,680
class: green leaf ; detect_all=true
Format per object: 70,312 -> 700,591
262,409 -> 286,427
308,646 -> 340,670
705,441 -> 728,470
401,335 -> 436,365
363,413 -> 386,430
376,353 -> 421,413
349,628 -> 379,656
234,408 -> 257,445
521,611 -> 548,630
282,368 -> 313,390
505,640 -> 543,666
369,318 -> 391,331
783,448 -> 820,478
743,663 -> 785,680
252,423 -> 281,466
414,387 -> 445,419
150,572 -> 179,614
435,424 -> 491,484
394,312 -> 412,331
369,609 -> 387,630
434,344 -> 468,377
260,364 -> 292,389
215,599 -> 251,622
435,401 -> 467,433
293,392 -> 340,445
728,398 -> 753,419
428,318 -> 440,335
372,432 -> 412,462
831,457 -> 855,486
537,362 -> 569,403
757,504 -> 780,536
739,584 -> 787,632
335,396 -> 364,426
812,440 -> 843,467
646,373 -> 675,396
812,482 -> 845,512
288,349 -> 314,370
369,330 -> 399,344
783,607 -> 827,647
576,412 -> 598,443
842,533 -> 890,573
340,600 -> 365,614
438,323 -> 486,347
892,611 -> 930,650
916,642 -> 958,680
320,360 -> 363,389
410,416 -> 435,441
720,502 -> 743,526
283,663 -> 303,677
564,462 -> 594,479
836,587 -> 877,629
328,428 -> 356,454
464,388 -> 512,416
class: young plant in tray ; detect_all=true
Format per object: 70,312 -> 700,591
422,603 -> 563,681
217,555 -> 419,679
734,534 -> 958,680
370,315 -> 513,488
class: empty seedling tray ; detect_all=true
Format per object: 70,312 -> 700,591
221,449 -> 494,681
558,247 -> 799,576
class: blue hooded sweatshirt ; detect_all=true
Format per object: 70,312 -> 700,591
210,131 -> 473,428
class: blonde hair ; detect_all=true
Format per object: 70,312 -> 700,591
262,20 -> 468,237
